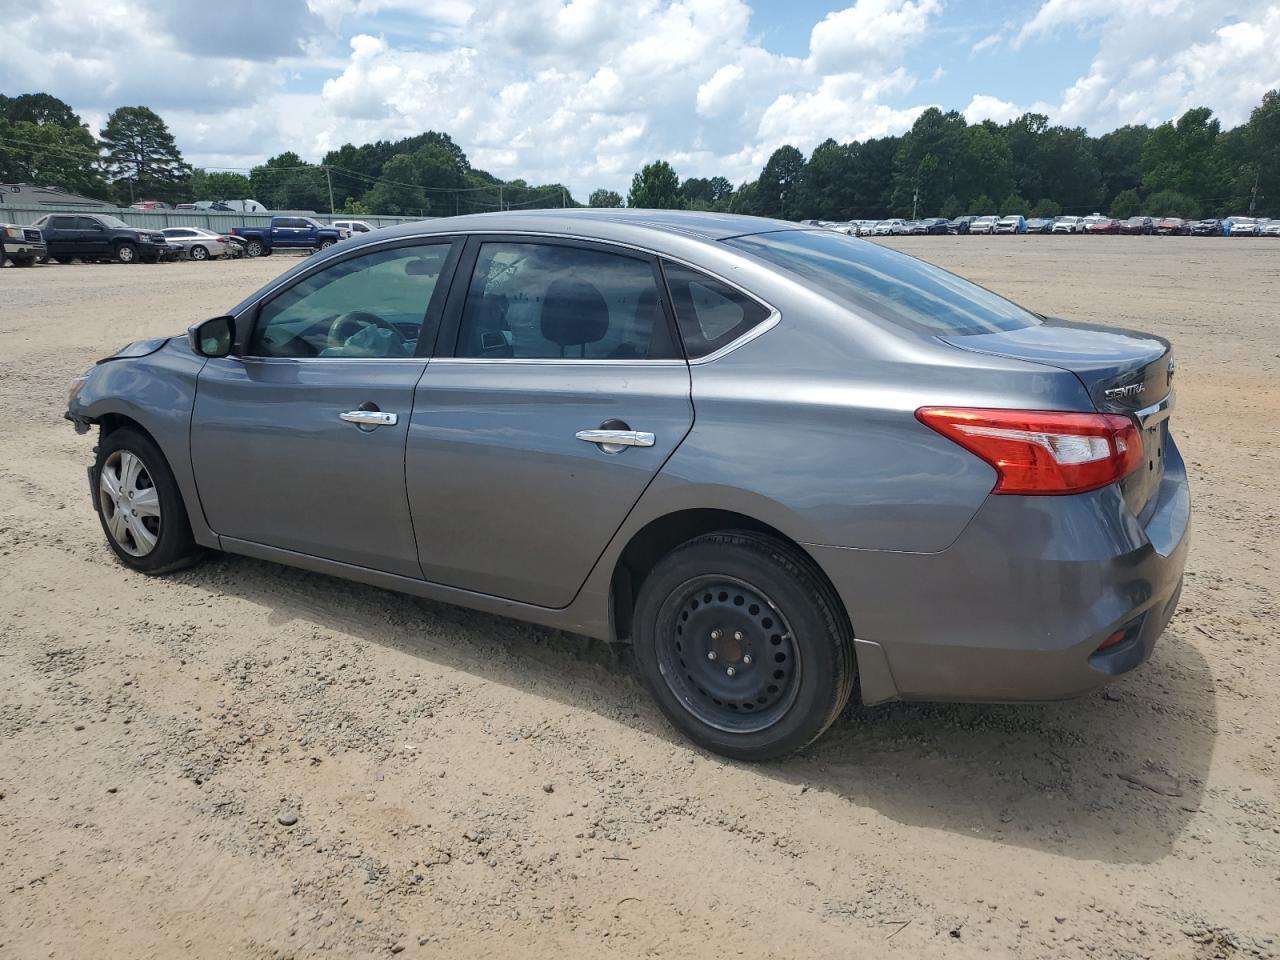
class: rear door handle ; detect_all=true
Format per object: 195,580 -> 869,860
575,429 -> 654,448
340,410 -> 398,427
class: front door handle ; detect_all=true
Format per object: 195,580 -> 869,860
575,429 -> 655,449
340,410 -> 398,427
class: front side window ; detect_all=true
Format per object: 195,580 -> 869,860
725,229 -> 1040,336
661,262 -> 772,359
455,242 -> 676,360
248,243 -> 451,359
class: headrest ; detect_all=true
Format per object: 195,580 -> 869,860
540,278 -> 609,348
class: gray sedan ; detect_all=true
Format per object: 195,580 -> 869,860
65,210 -> 1189,760
160,227 -> 229,261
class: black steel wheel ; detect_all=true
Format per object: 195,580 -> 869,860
657,575 -> 801,733
633,531 -> 856,760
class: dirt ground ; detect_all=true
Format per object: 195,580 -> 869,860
1,237 -> 1277,959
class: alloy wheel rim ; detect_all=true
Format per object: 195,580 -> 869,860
99,450 -> 161,557
191,246 -> 207,260
656,575 -> 801,734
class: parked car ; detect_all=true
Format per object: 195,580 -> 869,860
1087,217 -> 1121,235
994,215 -> 1026,234
1190,218 -> 1225,236
1052,216 -> 1087,234
903,220 -> 928,235
970,215 -> 999,234
1025,217 -> 1054,234
947,216 -> 974,235
130,200 -> 172,211
1,222 -> 46,266
1155,217 -> 1190,236
918,217 -> 950,235
1262,220 -> 1280,237
64,210 -> 1188,760
32,213 -> 168,264
873,219 -> 907,236
161,227 -> 230,261
1120,216 -> 1154,235
1228,217 -> 1262,236
229,217 -> 344,257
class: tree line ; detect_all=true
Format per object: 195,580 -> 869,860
623,91 -> 1279,221
2,89 -> 1277,220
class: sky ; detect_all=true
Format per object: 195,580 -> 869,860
2,0 -> 1278,199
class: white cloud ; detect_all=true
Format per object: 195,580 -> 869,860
970,32 -> 1001,55
3,0 -> 1277,201
962,94 -> 1023,124
1017,0 -> 1280,130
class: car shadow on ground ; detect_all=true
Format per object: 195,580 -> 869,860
176,553 -> 1215,867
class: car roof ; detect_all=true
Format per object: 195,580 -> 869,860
371,209 -> 801,251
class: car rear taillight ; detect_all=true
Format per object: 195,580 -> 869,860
916,407 -> 1143,495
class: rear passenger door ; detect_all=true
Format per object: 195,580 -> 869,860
406,236 -> 693,607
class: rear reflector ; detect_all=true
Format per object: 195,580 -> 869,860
1096,629 -> 1127,652
916,407 -> 1143,495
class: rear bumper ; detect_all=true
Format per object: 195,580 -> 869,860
809,439 -> 1190,705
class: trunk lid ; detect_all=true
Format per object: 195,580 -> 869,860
941,318 -> 1175,518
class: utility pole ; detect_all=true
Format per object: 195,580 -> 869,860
498,183 -> 503,211
1249,168 -> 1259,215
561,187 -> 566,208
325,166 -> 335,215
912,185 -> 919,220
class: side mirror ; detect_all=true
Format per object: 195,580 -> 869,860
188,315 -> 236,358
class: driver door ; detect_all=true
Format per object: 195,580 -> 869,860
191,239 -> 458,577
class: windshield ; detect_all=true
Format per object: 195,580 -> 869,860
726,230 -> 1040,336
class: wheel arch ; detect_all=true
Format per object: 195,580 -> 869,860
609,508 -> 851,645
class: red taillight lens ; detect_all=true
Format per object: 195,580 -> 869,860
916,407 -> 1143,495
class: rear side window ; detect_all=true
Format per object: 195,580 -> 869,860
661,262 -> 771,359
726,230 -> 1038,336
455,242 -> 677,360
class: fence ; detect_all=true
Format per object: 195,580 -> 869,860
0,201 -> 431,232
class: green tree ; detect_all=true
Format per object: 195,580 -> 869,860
628,160 -> 683,209
1109,188 -> 1143,218
362,154 -> 428,215
939,195 -> 964,219
1143,189 -> 1199,218
1030,198 -> 1062,218
338,197 -> 372,215
798,139 -> 857,219
756,145 -> 806,219
849,137 -> 898,217
1093,125 -> 1150,210
249,152 -> 329,211
969,193 -> 995,215
190,169 -> 251,201
588,188 -> 623,207
0,93 -> 85,129
1244,89 -> 1280,215
999,191 -> 1029,214
0,93 -> 108,198
99,105 -> 191,204
891,108 -> 968,216
1142,107 -> 1223,209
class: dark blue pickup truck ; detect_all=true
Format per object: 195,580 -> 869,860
230,217 -> 344,257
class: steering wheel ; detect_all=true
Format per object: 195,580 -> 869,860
327,310 -> 406,352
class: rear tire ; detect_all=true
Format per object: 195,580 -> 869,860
318,239 -> 335,251
190,244 -> 208,261
245,239 -> 264,257
94,428 -> 204,575
632,531 -> 855,761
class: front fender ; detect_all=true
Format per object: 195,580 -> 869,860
69,340 -> 217,548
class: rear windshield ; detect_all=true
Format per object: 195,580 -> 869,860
725,230 -> 1040,336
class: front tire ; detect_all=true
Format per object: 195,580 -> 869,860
632,532 -> 855,761
94,428 -> 203,575
115,243 -> 137,264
